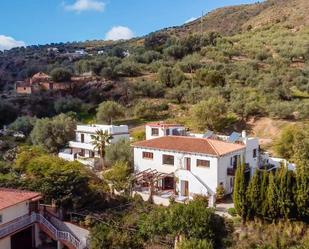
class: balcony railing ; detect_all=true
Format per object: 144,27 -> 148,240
69,141 -> 95,150
0,214 -> 33,239
227,164 -> 250,176
227,168 -> 236,176
0,213 -> 84,249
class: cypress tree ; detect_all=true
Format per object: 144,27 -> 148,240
293,139 -> 309,220
277,166 -> 295,219
233,161 -> 248,221
265,172 -> 279,220
246,170 -> 260,220
260,170 -> 268,218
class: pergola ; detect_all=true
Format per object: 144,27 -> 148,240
133,168 -> 175,192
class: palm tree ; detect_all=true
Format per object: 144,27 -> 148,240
91,130 -> 113,170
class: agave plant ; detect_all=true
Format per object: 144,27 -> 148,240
91,130 -> 113,170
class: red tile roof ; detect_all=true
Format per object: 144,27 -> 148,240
0,188 -> 41,211
133,136 -> 245,156
146,122 -> 184,128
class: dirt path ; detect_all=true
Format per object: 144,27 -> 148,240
247,117 -> 297,148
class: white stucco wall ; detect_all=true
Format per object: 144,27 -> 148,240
175,169 -> 210,196
145,125 -> 186,140
217,151 -> 245,194
0,237 -> 10,249
75,132 -> 129,144
243,137 -> 259,174
0,201 -> 29,224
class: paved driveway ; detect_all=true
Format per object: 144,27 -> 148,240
215,199 -> 234,218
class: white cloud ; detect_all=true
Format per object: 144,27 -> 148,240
185,17 -> 197,24
65,0 -> 105,12
0,35 -> 26,51
105,26 -> 134,41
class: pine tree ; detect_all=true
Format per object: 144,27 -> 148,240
246,170 -> 260,220
265,172 -> 279,220
233,161 -> 248,221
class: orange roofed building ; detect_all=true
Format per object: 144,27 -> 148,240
0,188 -> 86,249
15,72 -> 72,94
132,122 -> 260,206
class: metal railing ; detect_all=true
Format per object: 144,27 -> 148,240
227,167 -> 236,176
0,213 -> 84,249
35,213 -> 83,249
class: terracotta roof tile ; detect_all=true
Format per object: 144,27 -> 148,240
133,136 -> 245,156
0,188 -> 41,211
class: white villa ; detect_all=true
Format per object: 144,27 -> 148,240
0,188 -> 87,249
133,122 -> 259,206
59,124 -> 129,167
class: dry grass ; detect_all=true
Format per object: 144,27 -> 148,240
232,220 -> 309,249
245,0 -> 309,30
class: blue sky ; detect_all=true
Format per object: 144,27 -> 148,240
0,0 -> 259,49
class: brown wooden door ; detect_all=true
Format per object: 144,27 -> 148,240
80,149 -> 85,157
184,181 -> 189,196
185,158 -> 191,171
163,177 -> 174,190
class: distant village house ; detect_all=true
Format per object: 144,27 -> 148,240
15,71 -> 98,95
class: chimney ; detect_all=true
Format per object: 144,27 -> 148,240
242,130 -> 247,138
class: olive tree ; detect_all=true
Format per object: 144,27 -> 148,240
50,68 -> 72,82
30,114 -> 76,153
96,101 -> 125,124
191,97 -> 228,131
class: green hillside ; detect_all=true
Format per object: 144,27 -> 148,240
0,0 -> 308,132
